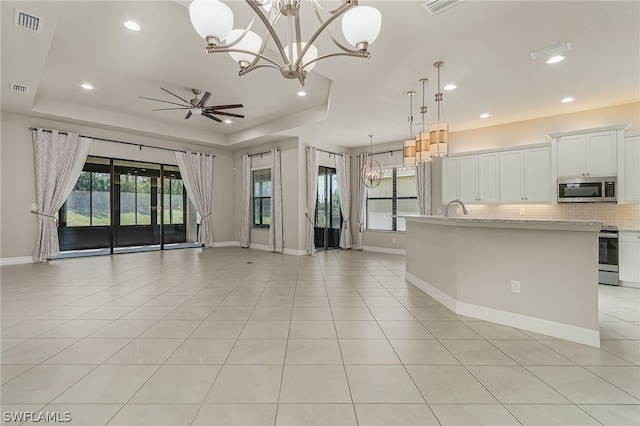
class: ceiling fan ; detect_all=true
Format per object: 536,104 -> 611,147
140,88 -> 244,123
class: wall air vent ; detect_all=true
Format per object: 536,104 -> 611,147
14,9 -> 41,32
530,42 -> 571,61
11,83 -> 29,94
423,0 -> 464,16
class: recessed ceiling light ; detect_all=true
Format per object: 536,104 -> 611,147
480,113 -> 490,118
561,97 -> 575,103
444,84 -> 457,91
546,55 -> 565,64
81,83 -> 94,90
224,119 -> 232,124
297,90 -> 306,97
124,21 -> 141,31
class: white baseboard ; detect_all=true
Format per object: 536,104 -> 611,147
362,246 -> 406,256
620,281 -> 640,289
406,272 -> 600,348
212,241 -> 240,248
0,256 -> 33,266
248,243 -> 306,256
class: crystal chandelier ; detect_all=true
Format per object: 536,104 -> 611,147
189,0 -> 382,86
430,61 -> 449,157
362,134 -> 382,188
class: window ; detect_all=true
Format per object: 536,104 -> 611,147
64,170 -> 111,227
253,168 -> 271,228
366,166 -> 418,231
120,174 -> 151,225
159,168 -> 185,225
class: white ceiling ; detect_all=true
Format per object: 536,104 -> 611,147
2,1 -> 639,150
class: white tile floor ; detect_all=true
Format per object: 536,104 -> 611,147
1,247 -> 639,425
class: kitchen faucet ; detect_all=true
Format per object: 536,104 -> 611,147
444,199 -> 469,217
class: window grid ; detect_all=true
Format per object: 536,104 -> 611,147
366,167 -> 417,232
253,168 -> 272,228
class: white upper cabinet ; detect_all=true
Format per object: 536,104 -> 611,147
624,134 -> 640,203
557,130 -> 617,177
499,147 -> 551,203
458,153 -> 499,204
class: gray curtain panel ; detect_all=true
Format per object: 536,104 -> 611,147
32,128 -> 92,262
175,152 -> 215,247
355,153 -> 369,250
335,153 -> 352,249
269,148 -> 283,252
306,147 -> 319,255
240,154 -> 251,248
416,160 -> 432,215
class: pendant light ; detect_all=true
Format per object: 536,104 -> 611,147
403,91 -> 416,166
362,134 -> 382,188
430,61 -> 449,157
416,77 -> 430,162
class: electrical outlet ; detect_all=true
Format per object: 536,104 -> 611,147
30,203 -> 38,211
437,208 -> 442,214
519,208 -> 525,216
511,280 -> 521,294
392,238 -> 396,244
456,207 -> 462,215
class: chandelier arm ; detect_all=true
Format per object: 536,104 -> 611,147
218,15 -> 258,50
246,0 -> 290,65
311,0 -> 355,16
212,48 -> 282,68
310,5 -> 363,55
301,50 -> 368,69
295,0 -> 356,68
238,63 -> 282,76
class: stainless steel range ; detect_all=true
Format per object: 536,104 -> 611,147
599,225 -> 619,285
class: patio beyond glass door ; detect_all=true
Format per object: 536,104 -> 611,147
314,166 -> 341,250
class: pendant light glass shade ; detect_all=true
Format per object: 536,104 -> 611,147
341,6 -> 382,49
189,0 -> 234,41
403,139 -> 417,166
429,122 -> 449,157
227,30 -> 263,64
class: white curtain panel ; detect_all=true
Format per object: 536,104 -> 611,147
269,148 -> 283,252
32,129 -> 92,262
175,151 -> 215,247
355,153 -> 369,250
240,154 -> 251,248
305,147 -> 319,255
335,153 -> 352,249
416,160 -> 432,215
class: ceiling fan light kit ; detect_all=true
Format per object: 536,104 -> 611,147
188,0 -> 382,86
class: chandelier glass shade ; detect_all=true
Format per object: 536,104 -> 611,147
430,62 -> 449,157
189,0 -> 382,86
362,134 -> 382,188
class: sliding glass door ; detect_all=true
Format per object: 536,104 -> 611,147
314,166 -> 342,250
58,156 -> 191,255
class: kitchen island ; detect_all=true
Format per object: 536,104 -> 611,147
403,216 -> 603,347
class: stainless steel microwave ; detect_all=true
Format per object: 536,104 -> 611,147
557,177 -> 617,203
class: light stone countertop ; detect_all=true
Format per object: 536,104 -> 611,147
401,215 -> 603,231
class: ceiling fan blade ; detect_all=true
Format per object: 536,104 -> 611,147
206,104 -> 244,110
202,112 -> 222,122
161,87 -> 191,104
152,107 -> 190,111
185,111 -> 193,120
198,91 -> 211,108
208,110 -> 245,119
139,96 -> 188,108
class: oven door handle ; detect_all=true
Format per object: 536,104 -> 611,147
599,232 -> 618,238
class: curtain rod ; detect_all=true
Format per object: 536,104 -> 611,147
29,127 -> 215,157
247,147 -> 280,158
306,146 -> 344,157
369,148 -> 403,157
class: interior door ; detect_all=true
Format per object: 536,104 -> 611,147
314,167 -> 342,250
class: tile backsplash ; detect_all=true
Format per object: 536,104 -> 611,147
461,203 -> 640,230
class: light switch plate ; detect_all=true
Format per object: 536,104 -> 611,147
30,203 -> 38,211
511,280 -> 521,294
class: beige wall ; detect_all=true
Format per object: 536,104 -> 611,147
1,113 -> 234,259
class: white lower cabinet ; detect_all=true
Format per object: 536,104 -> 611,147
499,146 -> 551,203
619,231 -> 640,285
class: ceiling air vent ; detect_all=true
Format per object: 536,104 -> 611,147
14,9 -> 41,32
423,0 -> 464,16
11,83 -> 29,94
530,42 -> 571,61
